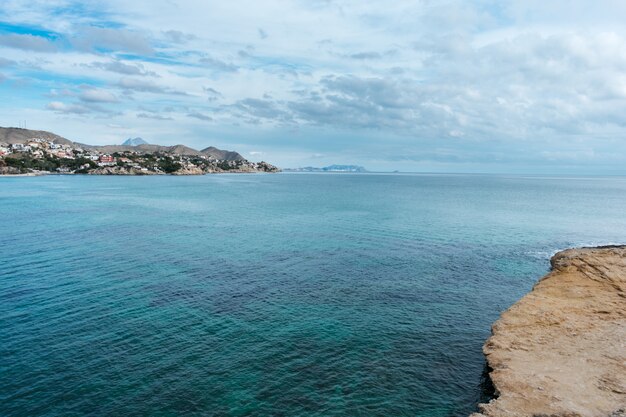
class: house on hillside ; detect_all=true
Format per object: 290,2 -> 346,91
98,155 -> 116,166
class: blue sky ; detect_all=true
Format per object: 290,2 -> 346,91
1,1 -> 626,173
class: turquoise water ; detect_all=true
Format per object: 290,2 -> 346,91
2,173 -> 626,417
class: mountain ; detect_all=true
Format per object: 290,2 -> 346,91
284,165 -> 368,173
122,137 -> 148,146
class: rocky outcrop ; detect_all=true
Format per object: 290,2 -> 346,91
472,246 -> 626,417
88,166 -> 160,175
0,159 -> 44,175
0,165 -> 22,175
171,166 -> 204,175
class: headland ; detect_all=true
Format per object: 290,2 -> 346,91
472,246 -> 626,417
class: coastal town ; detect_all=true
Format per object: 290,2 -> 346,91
0,134 -> 279,175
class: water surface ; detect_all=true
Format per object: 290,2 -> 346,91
2,173 -> 626,416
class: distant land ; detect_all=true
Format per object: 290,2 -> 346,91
284,165 -> 368,173
0,127 -> 279,176
122,137 -> 148,146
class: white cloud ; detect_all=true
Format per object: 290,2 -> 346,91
72,27 -> 154,55
117,77 -> 183,95
137,112 -> 173,120
86,60 -> 158,77
79,88 -> 118,103
46,101 -> 90,114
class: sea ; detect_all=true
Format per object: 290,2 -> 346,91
2,173 -> 626,417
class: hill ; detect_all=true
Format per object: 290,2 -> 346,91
0,127 -> 244,161
0,127 -> 73,146
201,146 -> 244,161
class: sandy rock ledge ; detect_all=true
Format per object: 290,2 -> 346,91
471,246 -> 626,417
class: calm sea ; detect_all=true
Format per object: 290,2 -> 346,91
2,173 -> 626,417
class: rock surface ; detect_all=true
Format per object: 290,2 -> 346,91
472,246 -> 626,417
88,166 -> 159,175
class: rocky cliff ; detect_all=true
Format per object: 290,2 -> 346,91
472,246 -> 626,417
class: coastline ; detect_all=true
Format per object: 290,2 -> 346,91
0,173 -> 43,177
0,170 -> 279,177
472,246 -> 626,417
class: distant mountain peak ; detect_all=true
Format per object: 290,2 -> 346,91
122,137 -> 148,146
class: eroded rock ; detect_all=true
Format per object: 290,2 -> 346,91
471,246 -> 626,417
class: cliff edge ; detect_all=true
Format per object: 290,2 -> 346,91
472,246 -> 626,417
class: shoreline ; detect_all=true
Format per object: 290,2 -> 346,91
0,173 -> 43,177
0,170 -> 278,177
471,246 -> 626,417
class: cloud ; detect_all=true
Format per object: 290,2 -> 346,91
72,27 -> 153,55
117,77 -> 185,95
203,87 -> 223,101
137,112 -> 173,120
232,98 -> 293,123
342,49 -> 397,60
0,58 -> 16,67
86,60 -> 158,77
46,88 -> 74,98
163,30 -> 195,44
237,49 -> 253,59
0,34 -> 58,52
231,75 -> 419,130
187,111 -> 212,121
223,30 -> 626,145
79,88 -> 118,103
46,101 -> 90,114
347,52 -> 382,60
45,81 -> 123,114
199,56 -> 238,72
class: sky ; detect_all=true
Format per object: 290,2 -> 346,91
1,1 -> 626,173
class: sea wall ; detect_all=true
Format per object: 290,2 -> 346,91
472,246 -> 626,417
